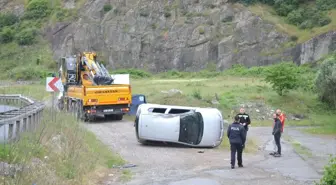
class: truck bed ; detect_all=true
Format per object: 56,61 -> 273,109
66,84 -> 132,106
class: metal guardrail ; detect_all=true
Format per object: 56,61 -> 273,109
0,94 -> 45,143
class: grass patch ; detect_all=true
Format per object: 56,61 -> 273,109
120,170 -> 132,182
284,135 -> 313,158
303,126 -> 336,135
0,82 -> 51,101
0,108 -> 124,185
248,4 -> 336,43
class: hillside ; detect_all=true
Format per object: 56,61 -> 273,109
0,0 -> 335,79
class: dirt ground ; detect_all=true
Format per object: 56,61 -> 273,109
84,119 -> 336,185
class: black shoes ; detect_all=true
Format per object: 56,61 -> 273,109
274,153 -> 281,157
231,164 -> 243,169
269,152 -> 276,155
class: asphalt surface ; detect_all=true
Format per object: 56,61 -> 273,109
84,120 -> 335,185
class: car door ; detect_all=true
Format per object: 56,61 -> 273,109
138,108 -> 180,142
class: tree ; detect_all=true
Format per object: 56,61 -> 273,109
264,62 -> 300,96
315,56 -> 336,109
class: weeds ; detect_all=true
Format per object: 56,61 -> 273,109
0,108 -> 124,185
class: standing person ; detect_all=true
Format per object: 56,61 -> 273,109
236,108 -> 251,147
227,115 -> 246,169
276,109 -> 286,133
272,113 -> 282,157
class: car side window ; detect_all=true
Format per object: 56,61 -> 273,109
168,109 -> 191,114
148,108 -> 167,113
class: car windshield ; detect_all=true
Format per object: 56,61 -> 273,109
178,111 -> 204,145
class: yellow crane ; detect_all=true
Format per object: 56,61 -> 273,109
57,52 -> 132,121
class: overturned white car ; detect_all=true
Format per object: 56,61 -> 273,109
134,103 -> 224,148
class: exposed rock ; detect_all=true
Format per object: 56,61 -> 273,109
0,161 -> 23,177
48,1 -> 293,72
211,99 -> 220,105
161,89 -> 183,96
291,31 -> 336,65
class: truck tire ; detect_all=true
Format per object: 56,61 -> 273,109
75,101 -> 84,121
115,114 -> 123,121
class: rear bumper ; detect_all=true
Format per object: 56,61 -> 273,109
84,104 -> 130,115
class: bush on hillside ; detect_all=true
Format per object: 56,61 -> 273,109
316,156 -> 336,185
315,56 -> 336,109
0,27 -> 15,43
0,13 -> 19,29
24,0 -> 52,20
15,28 -> 38,45
264,62 -> 301,96
8,66 -> 50,80
316,0 -> 336,11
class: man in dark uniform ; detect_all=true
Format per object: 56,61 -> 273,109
236,108 -> 251,147
272,113 -> 282,157
227,115 -> 246,169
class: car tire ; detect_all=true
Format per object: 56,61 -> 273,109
138,139 -> 148,145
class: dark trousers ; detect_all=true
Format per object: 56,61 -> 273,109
230,143 -> 243,166
243,126 -> 248,146
274,133 -> 281,154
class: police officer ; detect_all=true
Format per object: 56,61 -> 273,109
227,115 -> 246,169
236,108 -> 251,147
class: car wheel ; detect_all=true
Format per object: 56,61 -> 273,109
138,139 -> 148,145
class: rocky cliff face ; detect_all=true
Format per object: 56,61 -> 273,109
47,0 -> 293,71
6,0 -> 335,71
291,31 -> 336,65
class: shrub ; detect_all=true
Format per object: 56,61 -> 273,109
24,0 -> 52,20
15,28 -> 38,45
0,13 -> 19,29
0,27 -> 15,43
286,8 -> 305,26
316,0 -> 336,11
264,62 -> 301,96
103,4 -> 112,12
316,156 -> 336,185
315,56 -> 336,109
8,66 -> 50,80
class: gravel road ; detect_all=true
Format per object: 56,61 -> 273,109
84,119 -> 334,185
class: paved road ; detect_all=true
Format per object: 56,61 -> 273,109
84,120 -> 333,185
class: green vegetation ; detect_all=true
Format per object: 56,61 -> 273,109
248,4 -> 336,43
0,0 -> 81,81
264,62 -> 301,96
315,57 -> 336,109
0,108 -> 124,185
233,0 -> 335,30
316,156 -> 336,185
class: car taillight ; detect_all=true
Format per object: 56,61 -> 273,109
118,97 -> 125,101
